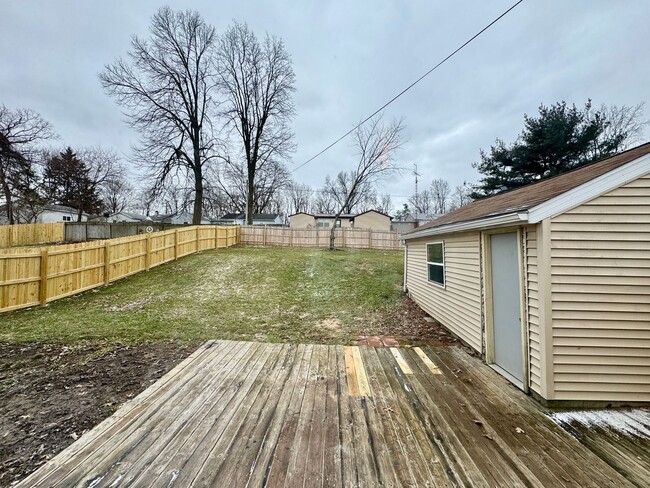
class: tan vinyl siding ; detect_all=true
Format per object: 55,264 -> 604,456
406,232 -> 482,352
353,211 -> 391,231
549,173 -> 650,402
525,225 -> 542,395
289,213 -> 316,228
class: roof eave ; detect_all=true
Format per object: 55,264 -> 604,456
402,212 -> 529,240
527,152 -> 650,223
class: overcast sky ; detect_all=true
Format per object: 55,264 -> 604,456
2,0 -> 649,209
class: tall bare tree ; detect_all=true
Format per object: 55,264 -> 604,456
449,182 -> 473,211
328,116 -> 404,249
218,156 -> 290,214
101,173 -> 134,214
323,171 -> 372,214
0,106 -> 54,224
285,181 -> 312,214
100,7 -> 219,224
408,189 -> 433,214
312,191 -> 337,214
430,178 -> 451,214
217,22 -> 296,224
376,194 -> 394,215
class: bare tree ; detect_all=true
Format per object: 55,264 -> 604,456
0,106 -> 54,224
449,182 -> 473,211
100,7 -> 219,224
101,173 -> 134,214
218,157 -> 290,214
285,181 -> 312,214
323,171 -> 372,214
408,189 -> 433,215
217,22 -> 296,224
598,102 -> 648,151
312,191 -> 337,214
377,194 -> 393,215
328,116 -> 405,250
430,178 -> 451,214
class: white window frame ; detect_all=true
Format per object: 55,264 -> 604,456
426,241 -> 445,287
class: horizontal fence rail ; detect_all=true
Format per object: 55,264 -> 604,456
0,222 -> 65,248
0,225 -> 240,313
239,226 -> 403,250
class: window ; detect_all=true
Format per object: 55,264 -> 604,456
426,242 -> 444,286
62,216 -> 71,222
335,219 -> 341,228
317,221 -> 330,228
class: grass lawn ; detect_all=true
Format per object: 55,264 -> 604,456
0,247 -> 405,345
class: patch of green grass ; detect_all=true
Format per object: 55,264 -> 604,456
0,247 -> 404,345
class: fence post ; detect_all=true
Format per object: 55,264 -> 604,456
289,228 -> 293,247
104,241 -> 111,284
263,226 -> 267,246
367,228 -> 372,249
174,229 -> 179,259
214,226 -> 219,249
237,225 -> 241,245
8,226 -> 13,247
196,226 -> 200,252
39,248 -> 48,305
145,234 -> 151,271
342,227 -> 347,249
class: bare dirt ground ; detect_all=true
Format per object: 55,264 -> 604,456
0,342 -> 197,487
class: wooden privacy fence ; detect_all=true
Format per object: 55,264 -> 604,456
0,222 -> 65,248
0,225 -> 240,313
239,226 -> 403,250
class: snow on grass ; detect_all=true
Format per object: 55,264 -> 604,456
548,408 -> 650,439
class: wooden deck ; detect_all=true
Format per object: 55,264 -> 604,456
18,340 -> 647,487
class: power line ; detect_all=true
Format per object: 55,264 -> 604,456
291,0 -> 525,174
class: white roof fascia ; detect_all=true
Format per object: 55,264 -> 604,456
528,153 -> 650,223
402,212 -> 528,240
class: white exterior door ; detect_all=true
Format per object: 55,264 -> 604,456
489,232 -> 524,383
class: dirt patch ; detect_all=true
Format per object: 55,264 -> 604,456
316,318 -> 342,332
0,341 -> 197,487
373,295 -> 478,354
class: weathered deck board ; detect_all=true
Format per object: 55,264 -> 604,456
17,341 -> 646,487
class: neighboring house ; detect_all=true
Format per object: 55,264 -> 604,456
404,212 -> 443,227
217,213 -> 284,226
153,211 -> 210,225
107,212 -> 153,223
38,205 -> 88,223
289,209 -> 392,231
0,204 -> 88,224
402,142 -> 650,405
391,221 -> 416,233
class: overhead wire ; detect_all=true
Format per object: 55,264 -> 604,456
291,0 -> 525,173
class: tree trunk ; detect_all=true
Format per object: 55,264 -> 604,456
329,210 -> 344,251
0,170 -> 15,224
192,145 -> 203,225
246,175 -> 255,225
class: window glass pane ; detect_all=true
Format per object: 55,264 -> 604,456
428,264 -> 444,285
427,243 -> 443,263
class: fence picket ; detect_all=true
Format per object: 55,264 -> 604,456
0,225 -> 240,313
238,226 -> 402,250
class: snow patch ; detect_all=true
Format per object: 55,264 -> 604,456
548,409 -> 650,439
